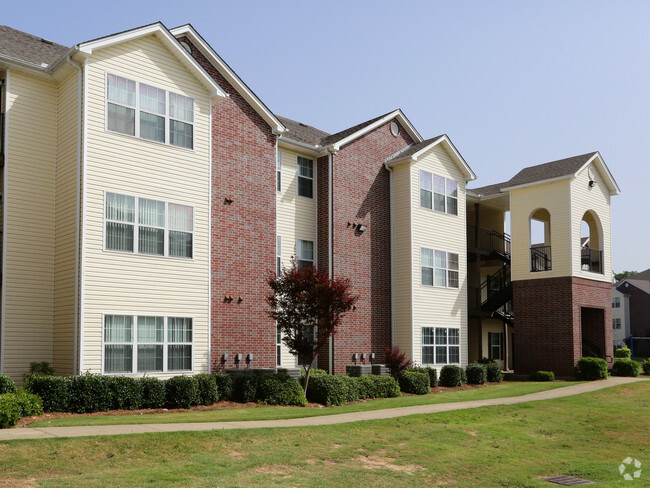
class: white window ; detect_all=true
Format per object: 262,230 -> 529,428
422,327 -> 460,364
105,192 -> 193,259
104,315 -> 193,373
612,297 -> 620,308
613,318 -> 622,330
297,239 -> 314,270
106,73 -> 194,149
276,325 -> 282,366
421,248 -> 459,288
488,332 -> 504,360
297,156 -> 314,198
277,150 -> 283,192
276,236 -> 282,276
419,170 -> 458,215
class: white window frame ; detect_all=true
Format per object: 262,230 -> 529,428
277,149 -> 283,192
276,236 -> 282,276
612,297 -> 621,308
276,325 -> 282,366
105,72 -> 195,150
419,170 -> 458,216
104,191 -> 194,260
613,318 -> 622,330
102,314 -> 194,374
421,327 -> 460,365
296,239 -> 315,269
420,247 -> 459,289
488,332 -> 504,360
296,156 -> 314,199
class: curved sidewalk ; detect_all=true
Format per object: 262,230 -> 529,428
1,376 -> 646,441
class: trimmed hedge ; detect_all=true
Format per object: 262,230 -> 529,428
108,376 -> 143,410
13,389 -> 43,417
439,365 -> 466,387
257,374 -> 307,406
300,368 -> 328,387
577,357 -> 608,380
140,377 -> 166,409
0,394 -> 21,429
408,367 -> 438,388
398,371 -> 430,395
195,374 -> 219,406
166,376 -> 199,408
612,359 -> 641,377
486,362 -> 503,383
0,374 -> 17,395
643,359 -> 650,375
466,363 -> 487,385
213,373 -> 233,401
233,374 -> 259,403
530,370 -> 555,382
615,347 -> 631,359
306,375 -> 352,406
69,374 -> 112,413
25,375 -> 70,412
356,375 -> 400,399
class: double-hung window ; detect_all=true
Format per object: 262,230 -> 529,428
488,332 -> 504,360
276,236 -> 282,276
277,150 -> 283,192
613,318 -> 622,330
421,248 -> 459,288
422,327 -> 460,364
107,73 -> 194,149
419,170 -> 458,215
297,239 -> 314,270
612,297 -> 620,308
105,192 -> 193,258
297,156 -> 314,198
104,315 -> 193,373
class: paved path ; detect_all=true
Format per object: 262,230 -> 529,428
1,377 -> 646,441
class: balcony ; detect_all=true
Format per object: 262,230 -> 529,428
581,247 -> 603,274
530,245 -> 552,272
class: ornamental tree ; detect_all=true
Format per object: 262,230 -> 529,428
266,260 -> 358,392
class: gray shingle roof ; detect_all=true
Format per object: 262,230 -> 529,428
620,279 -> 650,295
386,135 -> 445,162
319,111 -> 393,147
468,182 -> 508,197
276,116 -> 330,146
0,25 -> 69,67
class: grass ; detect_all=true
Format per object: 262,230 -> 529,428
0,381 -> 648,487
29,381 -> 580,428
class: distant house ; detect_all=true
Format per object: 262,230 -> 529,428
616,269 -> 650,356
611,284 -> 630,350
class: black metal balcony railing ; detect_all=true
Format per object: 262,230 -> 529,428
468,226 -> 512,257
480,264 -> 511,305
581,248 -> 603,274
530,246 -> 552,272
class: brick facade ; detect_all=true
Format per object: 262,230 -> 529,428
513,276 -> 612,377
181,37 -> 278,371
318,121 -> 414,373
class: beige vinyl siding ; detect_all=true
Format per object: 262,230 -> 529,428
510,179 -> 572,281
53,71 -> 80,375
410,145 -> 468,367
276,145 -> 317,367
571,164 -> 612,283
481,319 -> 513,369
4,71 -> 57,379
82,35 -> 211,376
391,163 -> 413,359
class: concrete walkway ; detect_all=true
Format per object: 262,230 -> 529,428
1,376 -> 646,441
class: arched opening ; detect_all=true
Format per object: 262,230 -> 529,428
529,208 -> 551,272
580,210 -> 603,274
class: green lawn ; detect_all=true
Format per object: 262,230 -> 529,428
1,381 -> 648,487
30,381 -> 580,428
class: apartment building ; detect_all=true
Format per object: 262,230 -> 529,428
0,22 -> 619,382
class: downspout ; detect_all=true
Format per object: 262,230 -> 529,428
0,72 -> 8,373
65,55 -> 82,375
384,162 -> 395,348
79,57 -> 89,374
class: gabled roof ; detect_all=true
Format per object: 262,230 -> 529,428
276,116 -> 330,146
0,25 -> 69,68
618,278 -> 650,295
319,111 -> 394,147
77,22 -> 226,99
169,24 -> 285,134
386,134 -> 477,182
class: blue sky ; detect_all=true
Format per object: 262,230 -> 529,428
5,0 -> 649,272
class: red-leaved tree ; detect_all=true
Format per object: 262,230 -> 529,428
266,260 -> 358,392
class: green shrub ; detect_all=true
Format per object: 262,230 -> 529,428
195,374 -> 219,406
612,359 -> 641,377
486,362 -> 503,383
257,374 -> 307,406
398,371 -> 430,395
355,375 -> 401,399
478,357 -> 496,365
140,377 -> 166,409
0,374 -> 16,395
439,365 -> 466,387
166,376 -> 200,408
306,375 -> 353,406
615,347 -> 631,359
108,376 -> 143,410
213,373 -> 233,401
340,375 -> 360,403
408,367 -> 438,387
577,357 -> 608,380
25,362 -> 55,382
643,359 -> 650,375
530,370 -> 555,382
13,389 -> 43,417
24,375 -> 70,412
465,363 -> 487,385
0,394 -> 21,429
68,374 -> 112,413
299,368 -> 328,387
232,374 -> 259,403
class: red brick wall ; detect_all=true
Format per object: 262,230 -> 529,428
513,276 -> 613,377
618,282 -> 650,338
320,121 -> 414,373
180,37 -> 277,371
